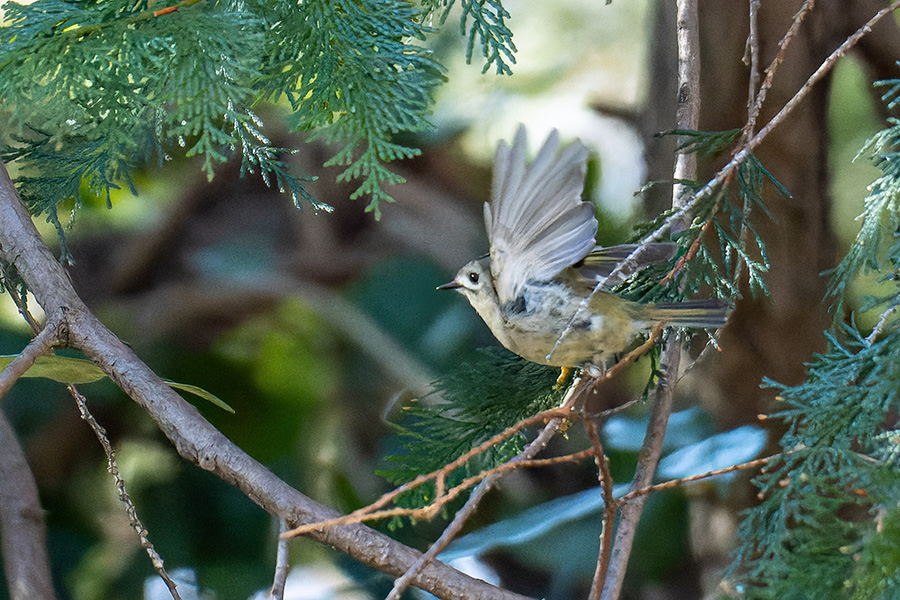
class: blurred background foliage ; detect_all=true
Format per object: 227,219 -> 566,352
0,0 -> 895,598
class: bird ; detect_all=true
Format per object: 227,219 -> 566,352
438,126 -> 728,371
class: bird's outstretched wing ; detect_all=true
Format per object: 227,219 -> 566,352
486,126 -> 597,305
577,242 -> 679,279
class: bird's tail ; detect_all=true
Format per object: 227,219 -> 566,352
642,299 -> 730,329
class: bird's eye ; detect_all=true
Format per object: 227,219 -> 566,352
468,271 -> 480,284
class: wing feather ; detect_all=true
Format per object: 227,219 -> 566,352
487,126 -> 596,304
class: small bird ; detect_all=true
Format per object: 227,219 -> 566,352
439,126 -> 728,370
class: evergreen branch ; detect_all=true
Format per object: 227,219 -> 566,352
828,117 -> 900,302
377,349 -> 566,502
1,0 -> 452,223
61,0 -> 206,40
268,0 -> 445,216
384,389 -> 586,600
659,218 -> 712,288
730,320 -> 900,596
282,408 -> 586,538
666,127 -> 741,158
618,151 -> 775,308
0,0 -> 331,240
225,105 -> 326,211
460,0 -> 516,75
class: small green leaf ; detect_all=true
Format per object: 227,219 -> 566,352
0,354 -> 234,412
0,354 -> 107,384
163,380 -> 235,414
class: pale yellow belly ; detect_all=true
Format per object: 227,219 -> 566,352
500,310 -> 641,368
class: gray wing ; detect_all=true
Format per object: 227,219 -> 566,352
578,242 -> 678,278
485,126 -> 597,305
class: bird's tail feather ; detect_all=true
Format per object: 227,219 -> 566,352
643,299 -> 730,329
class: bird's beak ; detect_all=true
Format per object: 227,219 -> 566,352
437,281 -> 461,290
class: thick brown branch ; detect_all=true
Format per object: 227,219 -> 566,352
0,163 -> 533,600
0,412 -> 56,600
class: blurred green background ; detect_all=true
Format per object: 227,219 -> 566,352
0,0 -> 890,599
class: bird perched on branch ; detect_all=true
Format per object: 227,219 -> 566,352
439,126 -> 728,371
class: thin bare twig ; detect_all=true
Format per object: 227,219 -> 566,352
69,385 -> 183,600
0,324 -> 57,403
1,271 -> 42,334
267,518 -> 290,600
865,303 -> 897,345
734,0 -> 763,284
620,453 -> 778,503
285,449 -> 594,537
0,268 -> 55,600
601,336 -> 683,600
749,0 -> 900,151
282,405 -> 577,539
744,0 -> 816,141
744,0 -> 761,124
287,323 -> 665,541
736,3 -> 814,294
384,378 -> 590,600
586,418 -> 616,600
601,1 -> 700,597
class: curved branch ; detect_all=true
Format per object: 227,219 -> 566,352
601,1 -> 699,598
0,163 -> 532,600
600,340 -> 681,600
0,324 -> 57,402
0,412 -> 56,600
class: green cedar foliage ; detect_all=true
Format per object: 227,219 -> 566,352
626,129 -> 774,306
828,114 -> 900,309
727,83 -> 900,599
0,0 -> 516,242
379,348 -> 565,513
419,0 -> 516,75
730,326 -> 900,599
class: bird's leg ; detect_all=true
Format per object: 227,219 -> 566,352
555,367 -> 573,388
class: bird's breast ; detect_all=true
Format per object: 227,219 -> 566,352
493,282 -> 641,367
